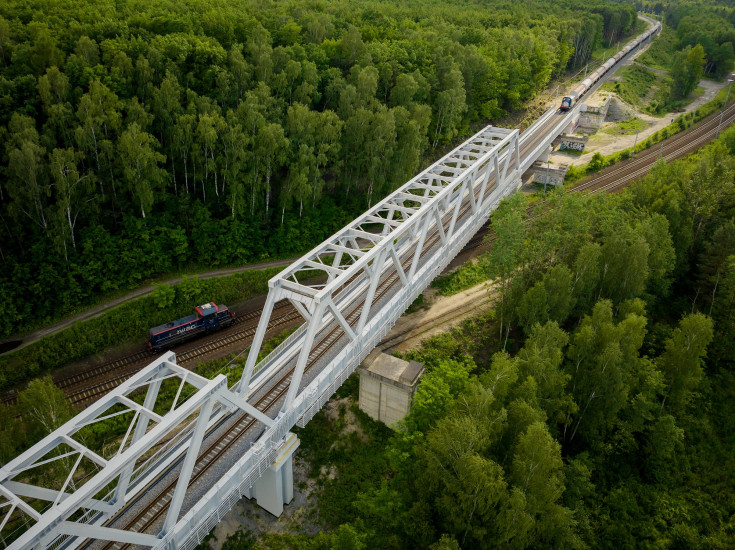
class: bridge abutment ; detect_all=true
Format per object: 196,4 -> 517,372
246,432 -> 300,517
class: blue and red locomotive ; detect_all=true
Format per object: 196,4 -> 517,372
148,302 -> 234,351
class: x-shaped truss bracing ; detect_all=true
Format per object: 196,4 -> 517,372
238,126 -> 520,406
0,353 -> 272,550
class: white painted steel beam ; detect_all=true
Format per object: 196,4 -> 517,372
0,352 -> 283,550
57,522 -> 158,546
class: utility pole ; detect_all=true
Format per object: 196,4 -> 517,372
632,131 -> 639,159
716,76 -> 734,137
658,139 -> 664,161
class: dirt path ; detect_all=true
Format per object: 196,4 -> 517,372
377,280 -> 495,354
1,257 -> 297,354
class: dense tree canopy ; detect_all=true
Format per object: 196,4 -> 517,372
637,0 -> 735,78
0,0 -> 638,336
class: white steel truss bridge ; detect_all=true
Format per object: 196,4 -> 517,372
1,125 -> 522,550
0,18 -> 660,545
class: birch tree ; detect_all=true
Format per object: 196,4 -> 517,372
49,147 -> 92,253
6,114 -> 49,231
117,122 -> 166,218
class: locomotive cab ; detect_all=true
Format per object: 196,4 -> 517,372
197,302 -> 218,331
560,96 -> 573,111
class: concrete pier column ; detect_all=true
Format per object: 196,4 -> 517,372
249,432 -> 300,517
538,145 -> 553,163
358,351 -> 424,427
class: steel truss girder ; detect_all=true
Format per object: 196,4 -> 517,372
269,126 -> 517,300
238,126 -> 519,407
159,126 -> 522,550
0,354 -> 273,550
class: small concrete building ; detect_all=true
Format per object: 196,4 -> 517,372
358,351 -> 424,427
578,95 -> 612,133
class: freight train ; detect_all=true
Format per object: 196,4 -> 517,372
148,302 -> 235,351
560,19 -> 661,111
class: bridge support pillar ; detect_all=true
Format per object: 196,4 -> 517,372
537,145 -> 553,162
248,432 -> 300,517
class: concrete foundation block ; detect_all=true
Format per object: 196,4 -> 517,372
249,432 -> 299,517
358,351 -> 424,427
578,95 -> 611,133
530,161 -> 569,187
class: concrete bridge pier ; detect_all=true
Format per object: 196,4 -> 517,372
246,432 -> 300,517
530,160 -> 569,187
537,145 -> 553,163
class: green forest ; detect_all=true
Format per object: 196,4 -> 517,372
2,0 -> 735,547
212,121 -> 735,550
0,0 -> 640,337
642,0 -> 735,79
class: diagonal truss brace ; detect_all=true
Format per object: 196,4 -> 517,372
0,353 -> 276,550
237,126 -> 519,408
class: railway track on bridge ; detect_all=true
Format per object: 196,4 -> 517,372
92,110 -> 611,542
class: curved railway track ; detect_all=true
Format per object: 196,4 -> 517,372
468,102 -> 735,250
573,101 -> 735,194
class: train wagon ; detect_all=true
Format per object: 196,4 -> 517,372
559,19 -> 661,111
149,302 -> 235,351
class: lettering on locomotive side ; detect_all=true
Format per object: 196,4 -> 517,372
176,324 -> 198,336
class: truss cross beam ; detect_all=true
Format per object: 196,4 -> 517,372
0,353 -> 277,550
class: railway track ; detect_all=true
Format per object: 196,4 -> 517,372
572,101 -> 735,194
469,102 -> 735,250
67,309 -> 303,409
1,302 -> 301,408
